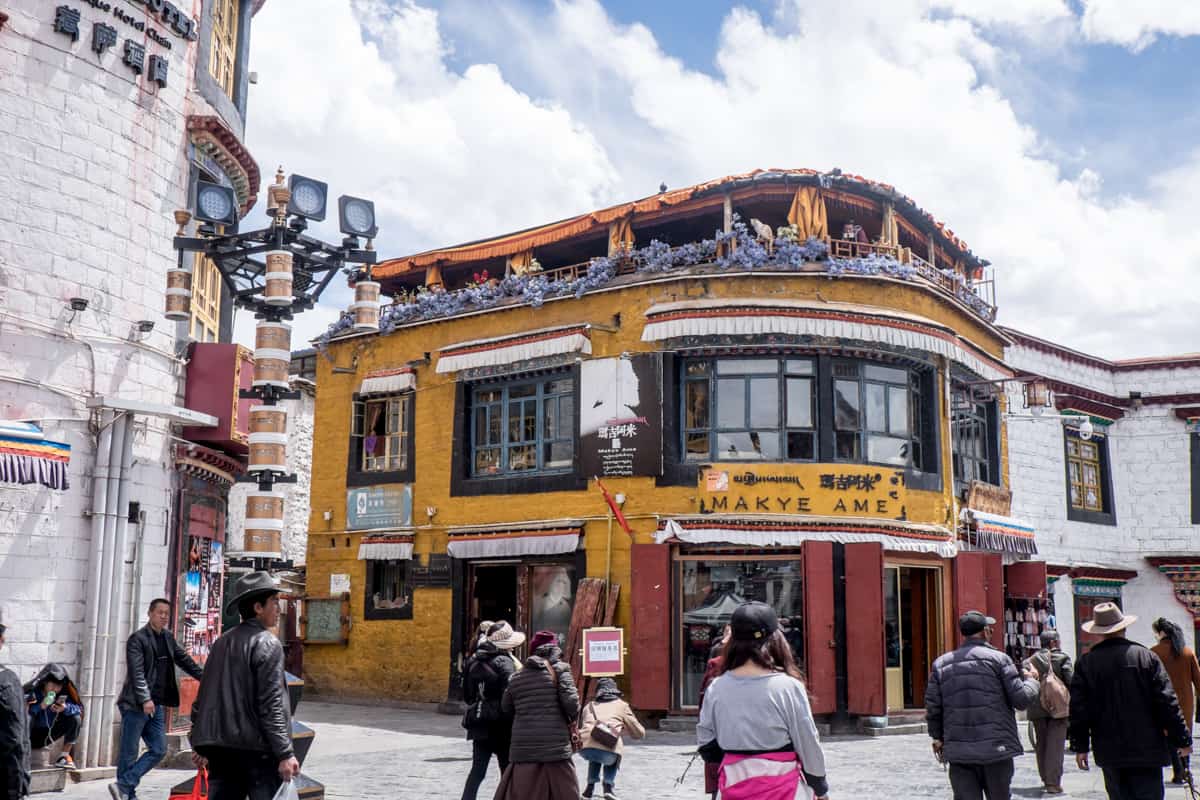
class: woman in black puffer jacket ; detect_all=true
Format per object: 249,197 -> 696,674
460,621 -> 521,800
494,631 -> 579,800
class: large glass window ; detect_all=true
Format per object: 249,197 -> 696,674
677,557 -> 805,707
1066,433 -> 1105,512
352,395 -> 411,472
210,0 -> 240,96
189,255 -> 221,343
952,394 -> 998,493
833,361 -> 917,467
471,376 -> 575,477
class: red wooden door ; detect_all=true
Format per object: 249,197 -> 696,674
845,542 -> 885,716
630,543 -> 672,711
955,551 -> 1005,649
803,541 -> 836,714
1005,560 -> 1048,600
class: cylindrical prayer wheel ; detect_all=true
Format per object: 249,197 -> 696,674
248,432 -> 288,472
351,281 -> 381,331
243,527 -> 282,558
246,490 -> 285,524
164,269 -> 192,321
255,321 -> 292,352
264,251 -> 294,306
253,349 -> 291,388
248,405 -> 288,436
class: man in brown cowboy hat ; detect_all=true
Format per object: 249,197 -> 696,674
190,572 -> 299,800
1069,602 -> 1191,800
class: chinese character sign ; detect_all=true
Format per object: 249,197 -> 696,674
346,485 -> 413,530
582,627 -> 625,677
580,355 -> 662,478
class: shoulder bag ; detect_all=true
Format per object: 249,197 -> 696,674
545,662 -> 583,752
586,701 -> 623,749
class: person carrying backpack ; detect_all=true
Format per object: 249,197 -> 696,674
459,622 -> 522,800
1026,630 -> 1073,795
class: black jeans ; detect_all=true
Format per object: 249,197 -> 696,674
948,759 -> 1015,800
461,738 -> 510,800
30,714 -> 81,749
198,746 -> 283,800
1101,767 -> 1165,800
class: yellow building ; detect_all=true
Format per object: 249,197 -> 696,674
304,169 -> 1044,723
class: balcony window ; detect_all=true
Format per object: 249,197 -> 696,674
471,376 -> 575,478
952,394 -> 999,495
349,393 -> 415,485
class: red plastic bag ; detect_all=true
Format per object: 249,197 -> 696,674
169,769 -> 207,800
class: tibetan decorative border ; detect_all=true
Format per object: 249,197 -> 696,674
436,325 -> 591,374
186,115 -> 262,215
173,442 -> 245,487
360,367 -> 415,396
357,533 -> 415,561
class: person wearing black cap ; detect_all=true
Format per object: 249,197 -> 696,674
697,602 -> 828,800
189,572 -> 299,800
0,624 -> 30,800
926,610 -> 1040,800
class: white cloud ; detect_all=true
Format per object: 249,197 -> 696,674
243,0 -> 1200,358
1080,0 -> 1200,51
932,0 -> 1072,28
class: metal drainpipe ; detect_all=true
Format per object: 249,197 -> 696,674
99,418 -> 136,766
76,410 -> 114,768
85,412 -> 128,767
128,511 -> 147,644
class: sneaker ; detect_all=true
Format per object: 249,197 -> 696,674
56,753 -> 76,769
108,783 -> 130,800
603,787 -> 620,800
1044,787 -> 1065,795
582,785 -> 595,799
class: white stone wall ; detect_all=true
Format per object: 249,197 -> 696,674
1005,341 -> 1200,649
226,380 -> 314,565
0,0 -> 236,689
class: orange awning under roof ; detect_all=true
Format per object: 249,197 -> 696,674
374,168 -> 983,280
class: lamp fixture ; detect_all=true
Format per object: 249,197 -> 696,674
338,195 -> 377,239
287,174 -> 328,221
1022,378 -> 1053,417
69,297 -> 88,312
194,181 -> 238,227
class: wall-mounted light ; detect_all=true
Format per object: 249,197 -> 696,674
1022,378 -> 1053,417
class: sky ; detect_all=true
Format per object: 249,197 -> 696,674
235,0 -> 1200,360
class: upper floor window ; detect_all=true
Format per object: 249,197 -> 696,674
681,355 -> 935,472
1064,427 -> 1115,525
471,376 -> 575,477
189,254 -> 221,343
952,394 -> 999,495
352,394 -> 411,473
210,0 -> 239,96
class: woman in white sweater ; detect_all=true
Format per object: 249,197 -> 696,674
697,602 -> 829,800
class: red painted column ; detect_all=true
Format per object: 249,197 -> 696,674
630,543 -> 672,711
845,542 -> 885,716
803,541 -> 836,714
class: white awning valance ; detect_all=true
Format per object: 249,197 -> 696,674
446,520 -> 584,559
642,298 -> 1007,381
436,325 -> 592,374
656,516 -> 958,558
360,368 -> 415,396
960,509 -> 1037,555
357,533 -> 414,560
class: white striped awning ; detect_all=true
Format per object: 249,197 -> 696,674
360,367 -> 415,396
655,516 -> 958,558
446,520 -> 583,559
435,325 -> 592,374
357,533 -> 414,560
960,509 -> 1037,555
641,298 -> 1008,381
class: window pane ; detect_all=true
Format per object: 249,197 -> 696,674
715,431 -> 779,460
888,386 -> 910,435
1068,462 -> 1081,482
685,381 -> 709,429
786,378 -> 813,428
544,441 -> 573,469
717,379 -> 746,428
868,435 -> 910,466
836,431 -> 861,460
787,431 -> 815,460
476,389 -> 501,404
559,395 -> 574,433
473,407 -> 488,445
785,359 -> 814,375
545,379 -> 573,395
543,397 -> 558,438
686,360 -> 710,377
834,380 -> 860,430
749,378 -> 779,427
864,364 -> 907,384
685,432 -> 710,459
510,383 -> 536,399
1066,440 -> 1079,457
865,383 -> 887,432
716,359 -> 777,374
832,361 -> 859,379
475,448 -> 500,474
508,444 -> 536,471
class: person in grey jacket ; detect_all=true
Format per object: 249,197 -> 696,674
926,610 -> 1040,800
1026,630 -> 1073,795
190,572 -> 298,800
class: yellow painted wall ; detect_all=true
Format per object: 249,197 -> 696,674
304,272 -> 1008,701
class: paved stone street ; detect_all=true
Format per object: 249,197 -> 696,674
54,701 -> 1167,799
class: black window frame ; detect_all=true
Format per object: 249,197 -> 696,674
469,376 -> 575,478
951,392 -> 1001,498
1063,427 -> 1116,526
363,559 -> 414,621
347,391 -> 416,487
1192,432 -> 1200,525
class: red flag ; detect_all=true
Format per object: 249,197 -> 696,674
595,477 -> 633,538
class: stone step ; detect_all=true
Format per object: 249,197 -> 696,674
29,767 -> 67,794
863,722 -> 927,736
658,715 -> 697,733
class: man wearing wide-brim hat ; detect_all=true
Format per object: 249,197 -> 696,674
1068,602 -> 1191,800
190,572 -> 299,800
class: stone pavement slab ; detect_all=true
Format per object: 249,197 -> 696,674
60,702 -> 1173,799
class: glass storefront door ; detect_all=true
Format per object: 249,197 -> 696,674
676,553 -> 805,708
884,564 -> 943,711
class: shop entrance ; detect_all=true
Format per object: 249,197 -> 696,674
884,565 -> 943,711
464,558 -> 578,654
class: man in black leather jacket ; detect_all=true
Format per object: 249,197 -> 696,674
112,598 -> 203,800
190,571 -> 298,800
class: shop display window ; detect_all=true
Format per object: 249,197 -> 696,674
365,559 -> 413,620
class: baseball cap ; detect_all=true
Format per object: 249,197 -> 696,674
730,602 -> 780,642
959,610 -> 996,635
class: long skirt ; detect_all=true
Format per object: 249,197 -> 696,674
493,759 -> 578,800
718,751 -> 808,800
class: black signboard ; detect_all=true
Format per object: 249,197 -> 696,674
412,553 -> 452,588
580,354 -> 663,478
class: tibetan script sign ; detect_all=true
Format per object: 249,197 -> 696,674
580,355 -> 662,478
966,480 -> 1012,516
698,464 -> 908,519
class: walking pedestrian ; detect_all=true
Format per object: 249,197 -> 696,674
698,640 -> 725,800
1150,617 -> 1200,785
24,663 -> 84,768
0,624 -> 30,800
1069,603 -> 1191,800
493,629 -> 579,800
577,677 -> 645,800
460,622 -> 522,800
1026,630 -> 1073,794
111,598 -> 204,800
189,572 -> 299,800
696,602 -> 828,800
926,610 -> 1040,800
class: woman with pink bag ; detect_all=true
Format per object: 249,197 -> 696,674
696,602 -> 829,800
